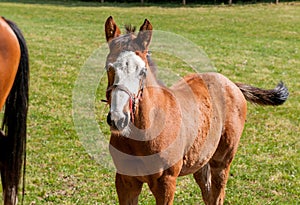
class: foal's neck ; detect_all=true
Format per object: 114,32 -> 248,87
134,70 -> 171,130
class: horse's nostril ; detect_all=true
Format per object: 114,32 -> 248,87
116,118 -> 124,130
108,112 -> 129,131
115,114 -> 129,130
107,112 -> 112,126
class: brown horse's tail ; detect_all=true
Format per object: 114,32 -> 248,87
235,81 -> 288,106
0,17 -> 29,205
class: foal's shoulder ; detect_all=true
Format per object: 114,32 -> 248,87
170,73 -> 210,95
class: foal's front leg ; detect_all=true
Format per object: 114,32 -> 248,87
116,173 -> 143,205
148,174 -> 178,205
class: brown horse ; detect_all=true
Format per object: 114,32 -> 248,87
0,17 -> 29,205
103,16 -> 288,205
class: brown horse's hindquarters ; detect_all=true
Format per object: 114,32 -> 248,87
0,17 -> 21,110
178,73 -> 248,176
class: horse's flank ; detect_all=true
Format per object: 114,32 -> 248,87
0,16 -> 29,205
173,72 -> 247,176
0,17 -> 20,110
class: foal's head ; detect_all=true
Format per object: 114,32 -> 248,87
104,16 -> 153,136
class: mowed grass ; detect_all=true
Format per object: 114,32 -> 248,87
0,1 -> 299,204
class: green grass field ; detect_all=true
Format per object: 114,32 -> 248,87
0,1 -> 299,204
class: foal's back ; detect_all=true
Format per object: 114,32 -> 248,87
170,72 -> 247,176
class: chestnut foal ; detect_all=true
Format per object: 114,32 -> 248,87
103,16 -> 288,205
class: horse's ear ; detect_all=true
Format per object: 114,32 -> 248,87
105,16 -> 121,43
136,19 -> 153,51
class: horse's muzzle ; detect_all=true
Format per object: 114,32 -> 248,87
107,111 -> 129,132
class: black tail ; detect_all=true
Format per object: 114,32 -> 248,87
1,17 -> 29,205
236,81 -> 288,106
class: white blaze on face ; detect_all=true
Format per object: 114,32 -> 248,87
110,51 -> 146,120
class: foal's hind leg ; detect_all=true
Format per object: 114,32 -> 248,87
115,173 -> 143,205
194,126 -> 245,205
208,153 -> 233,204
193,163 -> 211,203
207,124 -> 245,205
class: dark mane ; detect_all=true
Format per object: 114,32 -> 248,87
125,24 -> 136,34
146,53 -> 166,87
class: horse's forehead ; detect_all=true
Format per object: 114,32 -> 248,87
115,51 -> 145,72
108,34 -> 138,53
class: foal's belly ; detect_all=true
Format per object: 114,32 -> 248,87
179,110 -> 223,176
